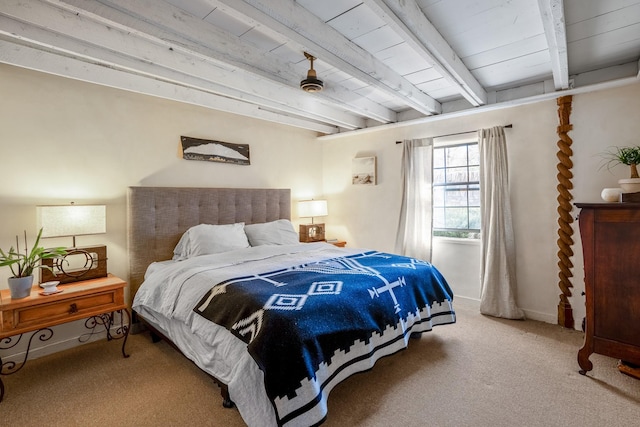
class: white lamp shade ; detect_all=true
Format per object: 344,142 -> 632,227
37,205 -> 106,237
298,200 -> 328,218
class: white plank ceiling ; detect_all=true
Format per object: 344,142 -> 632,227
1,0 -> 639,135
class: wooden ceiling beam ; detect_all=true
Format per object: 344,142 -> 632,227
366,0 -> 487,106
538,0 -> 570,90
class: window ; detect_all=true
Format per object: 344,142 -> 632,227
433,142 -> 480,239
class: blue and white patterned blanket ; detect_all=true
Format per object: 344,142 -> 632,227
194,251 -> 455,426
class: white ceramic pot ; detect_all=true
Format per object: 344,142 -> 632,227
7,275 -> 34,299
618,178 -> 640,193
601,188 -> 622,202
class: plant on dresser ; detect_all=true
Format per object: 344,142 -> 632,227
0,228 -> 67,299
600,145 -> 640,193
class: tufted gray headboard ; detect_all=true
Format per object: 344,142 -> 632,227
127,187 -> 291,298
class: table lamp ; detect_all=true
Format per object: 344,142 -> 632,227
298,199 -> 327,242
36,203 -> 108,283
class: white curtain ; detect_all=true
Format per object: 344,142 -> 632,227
478,127 -> 525,319
395,138 -> 433,261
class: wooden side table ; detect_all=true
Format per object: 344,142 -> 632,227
0,274 -> 130,402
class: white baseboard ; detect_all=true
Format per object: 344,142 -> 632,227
521,308 -> 558,325
454,296 -> 566,328
1,330 -> 109,364
454,295 -> 480,306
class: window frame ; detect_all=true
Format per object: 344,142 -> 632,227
432,137 -> 480,240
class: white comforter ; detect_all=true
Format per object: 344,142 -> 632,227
133,242 -> 361,426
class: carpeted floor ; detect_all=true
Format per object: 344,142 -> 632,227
1,299 -> 638,426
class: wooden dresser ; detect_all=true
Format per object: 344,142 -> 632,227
575,203 -> 640,374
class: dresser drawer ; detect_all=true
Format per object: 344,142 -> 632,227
12,291 -> 121,329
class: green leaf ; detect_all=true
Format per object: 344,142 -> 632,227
0,228 -> 68,278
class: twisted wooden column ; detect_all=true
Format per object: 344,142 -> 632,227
556,95 -> 575,328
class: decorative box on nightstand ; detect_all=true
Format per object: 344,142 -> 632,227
40,245 -> 108,284
299,223 -> 326,242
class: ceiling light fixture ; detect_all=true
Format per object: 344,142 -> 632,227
300,52 -> 323,93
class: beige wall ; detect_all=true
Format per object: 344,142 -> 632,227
322,82 -> 640,325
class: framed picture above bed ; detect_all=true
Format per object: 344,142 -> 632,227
180,136 -> 250,165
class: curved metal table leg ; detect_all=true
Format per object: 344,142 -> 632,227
0,329 -> 54,402
118,309 -> 131,358
79,308 -> 131,358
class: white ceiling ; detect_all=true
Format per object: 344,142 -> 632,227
1,0 -> 639,136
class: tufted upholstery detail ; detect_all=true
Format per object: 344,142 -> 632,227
128,187 -> 291,298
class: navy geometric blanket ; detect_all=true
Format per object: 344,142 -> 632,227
194,251 -> 455,426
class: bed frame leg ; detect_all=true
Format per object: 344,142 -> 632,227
150,331 -> 162,343
219,383 -> 235,408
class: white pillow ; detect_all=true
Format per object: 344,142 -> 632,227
244,219 -> 299,246
172,231 -> 192,260
172,223 -> 250,260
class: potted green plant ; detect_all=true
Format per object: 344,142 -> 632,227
601,145 -> 640,193
0,228 -> 67,299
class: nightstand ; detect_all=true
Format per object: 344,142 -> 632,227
327,240 -> 346,247
0,274 -> 130,402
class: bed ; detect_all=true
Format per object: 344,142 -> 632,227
128,187 -> 456,427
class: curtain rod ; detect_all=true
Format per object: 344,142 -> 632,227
395,124 -> 513,144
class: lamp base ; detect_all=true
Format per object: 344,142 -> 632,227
40,245 -> 108,284
299,223 -> 325,242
